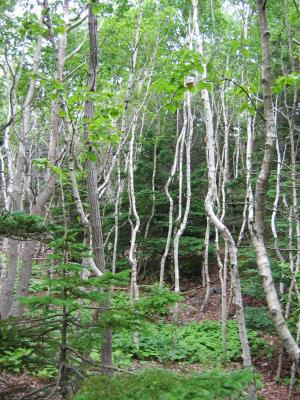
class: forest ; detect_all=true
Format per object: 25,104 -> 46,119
0,0 -> 299,399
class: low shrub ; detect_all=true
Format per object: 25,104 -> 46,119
75,368 -> 255,400
244,306 -> 274,333
112,319 -> 268,366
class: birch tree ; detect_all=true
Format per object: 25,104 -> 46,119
0,19 -> 43,318
250,0 -> 300,366
192,0 -> 256,397
173,92 -> 193,295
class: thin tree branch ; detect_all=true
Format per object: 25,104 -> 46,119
220,76 -> 266,122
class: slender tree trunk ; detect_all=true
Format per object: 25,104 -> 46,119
250,0 -> 300,366
173,93 -> 193,295
112,161 -> 123,274
0,32 -> 43,319
159,110 -> 186,287
137,134 -> 157,278
234,122 -> 240,179
201,218 -> 210,309
84,2 -> 112,366
128,110 -> 140,304
9,0 -> 70,316
271,103 -> 286,295
144,138 -> 157,239
192,1 -> 256,397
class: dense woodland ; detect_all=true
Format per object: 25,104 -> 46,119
0,0 -> 299,399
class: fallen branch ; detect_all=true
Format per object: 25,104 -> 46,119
66,346 -> 133,373
17,383 -> 56,400
0,375 -> 9,385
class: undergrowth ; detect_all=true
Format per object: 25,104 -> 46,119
74,368 -> 256,400
111,319 -> 268,367
0,318 -> 268,373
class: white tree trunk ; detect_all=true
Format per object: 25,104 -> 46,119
250,0 -> 300,366
128,111 -> 140,304
0,30 -> 43,318
173,92 -> 193,295
192,1 -> 256,397
159,110 -> 187,287
201,218 -> 210,308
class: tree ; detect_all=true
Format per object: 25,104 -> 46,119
250,0 -> 300,367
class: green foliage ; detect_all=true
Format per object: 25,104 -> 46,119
0,344 -> 56,377
75,368 -> 255,400
93,287 -> 181,331
112,320 -> 267,367
176,237 -> 205,256
0,211 -> 49,240
240,274 -> 265,300
20,13 -> 46,37
0,347 -> 32,373
33,158 -> 66,180
151,48 -> 208,111
3,227 -> 181,374
281,292 -> 300,336
0,313 -> 62,374
273,72 -> 300,93
238,249 -> 266,300
35,365 -> 58,379
244,306 -> 274,334
269,262 -> 291,291
1,0 -> 299,395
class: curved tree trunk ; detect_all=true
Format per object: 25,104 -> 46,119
192,0 -> 256,398
159,110 -> 186,287
249,0 -> 300,366
173,92 -> 193,295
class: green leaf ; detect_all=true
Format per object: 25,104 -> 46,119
196,81 -> 212,92
86,151 -> 97,162
58,109 -> 67,118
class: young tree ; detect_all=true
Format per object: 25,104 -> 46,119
192,0 -> 257,398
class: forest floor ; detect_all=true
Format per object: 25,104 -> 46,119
176,282 -> 297,400
0,280 -> 299,399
